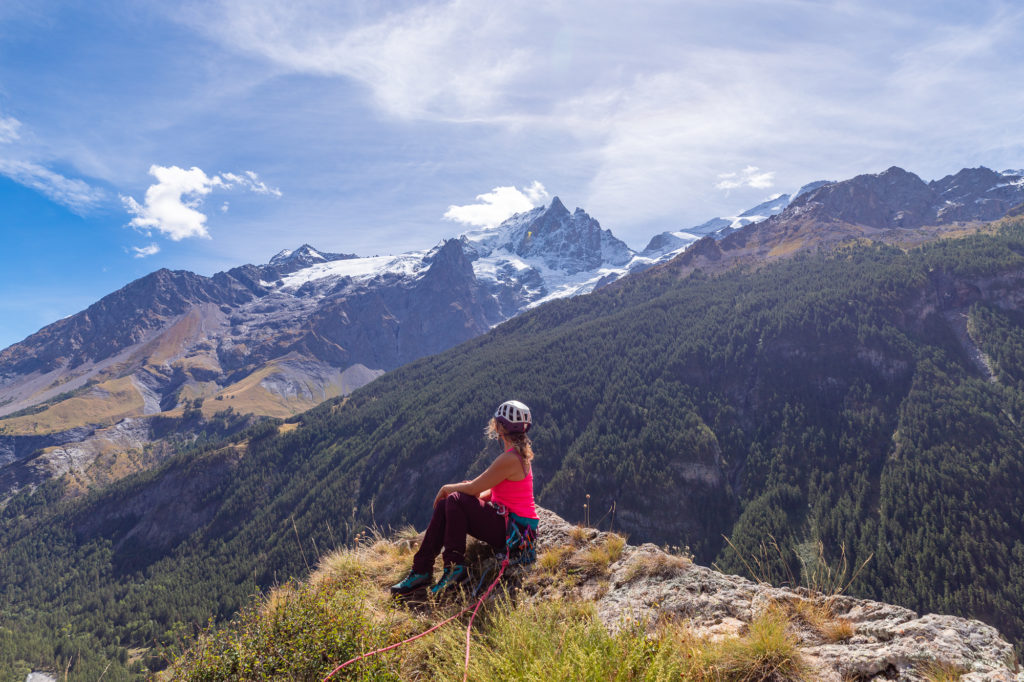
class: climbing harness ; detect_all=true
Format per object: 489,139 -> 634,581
322,507 -> 537,682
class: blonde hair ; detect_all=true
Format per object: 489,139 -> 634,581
486,417 -> 534,462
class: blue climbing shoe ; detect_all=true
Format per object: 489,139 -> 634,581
390,570 -> 431,596
429,564 -> 469,596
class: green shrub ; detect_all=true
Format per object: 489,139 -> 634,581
171,579 -> 398,681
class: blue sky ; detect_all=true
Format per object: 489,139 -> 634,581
1,0 -> 1023,349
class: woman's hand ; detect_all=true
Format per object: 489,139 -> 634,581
434,484 -> 455,506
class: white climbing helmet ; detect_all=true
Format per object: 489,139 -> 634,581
494,400 -> 532,433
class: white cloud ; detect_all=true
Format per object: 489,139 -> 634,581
443,181 -> 549,228
221,170 -> 283,196
122,165 -> 220,240
0,158 -> 105,212
122,165 -> 281,241
0,116 -> 21,144
131,243 -> 161,258
716,166 -> 775,191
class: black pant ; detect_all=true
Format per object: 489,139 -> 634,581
411,492 -> 506,573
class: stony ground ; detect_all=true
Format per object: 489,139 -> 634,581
509,506 -> 1023,682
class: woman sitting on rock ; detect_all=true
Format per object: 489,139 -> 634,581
391,400 -> 539,596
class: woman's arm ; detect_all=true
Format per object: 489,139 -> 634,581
434,452 -> 519,504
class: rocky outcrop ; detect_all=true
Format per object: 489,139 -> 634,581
527,507 -> 1023,681
788,166 -> 939,230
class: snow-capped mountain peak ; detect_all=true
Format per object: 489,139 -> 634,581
268,244 -> 358,276
258,198 -> 669,326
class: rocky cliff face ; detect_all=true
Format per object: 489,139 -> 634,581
529,507 -> 1022,681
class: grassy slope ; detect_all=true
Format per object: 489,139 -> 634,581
0,376 -> 146,435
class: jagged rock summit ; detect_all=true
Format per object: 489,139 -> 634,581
497,196 -> 635,274
529,507 -> 1021,681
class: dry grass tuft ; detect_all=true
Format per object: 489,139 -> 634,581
820,617 -> 855,643
713,607 -> 810,681
536,545 -> 573,576
568,524 -> 593,546
310,528 -> 412,591
572,533 -> 626,576
779,597 -> 856,643
919,659 -> 967,681
622,551 -> 692,583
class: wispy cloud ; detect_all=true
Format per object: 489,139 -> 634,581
444,181 -> 548,228
182,0 -> 532,121
0,116 -> 21,144
170,1 -> 1024,239
716,166 -> 775,191
131,243 -> 161,258
221,171 -> 283,196
0,158 -> 105,212
122,164 -> 281,241
0,112 -> 106,212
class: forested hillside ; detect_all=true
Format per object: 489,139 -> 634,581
5,217 -> 1024,679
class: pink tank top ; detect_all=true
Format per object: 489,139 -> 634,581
490,451 -> 537,519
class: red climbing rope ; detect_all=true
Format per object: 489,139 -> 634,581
321,557 -> 509,682
463,556 -> 508,682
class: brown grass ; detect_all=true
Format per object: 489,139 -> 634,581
536,545 -> 573,576
200,360 -> 350,419
713,607 -> 810,681
779,597 -> 856,643
622,551 -> 692,583
919,659 -> 967,681
571,533 -> 626,576
568,524 -> 593,546
0,376 -> 145,435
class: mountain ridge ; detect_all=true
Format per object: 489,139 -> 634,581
0,198 -> 676,497
2,164 -> 1022,502
655,165 -> 1024,280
